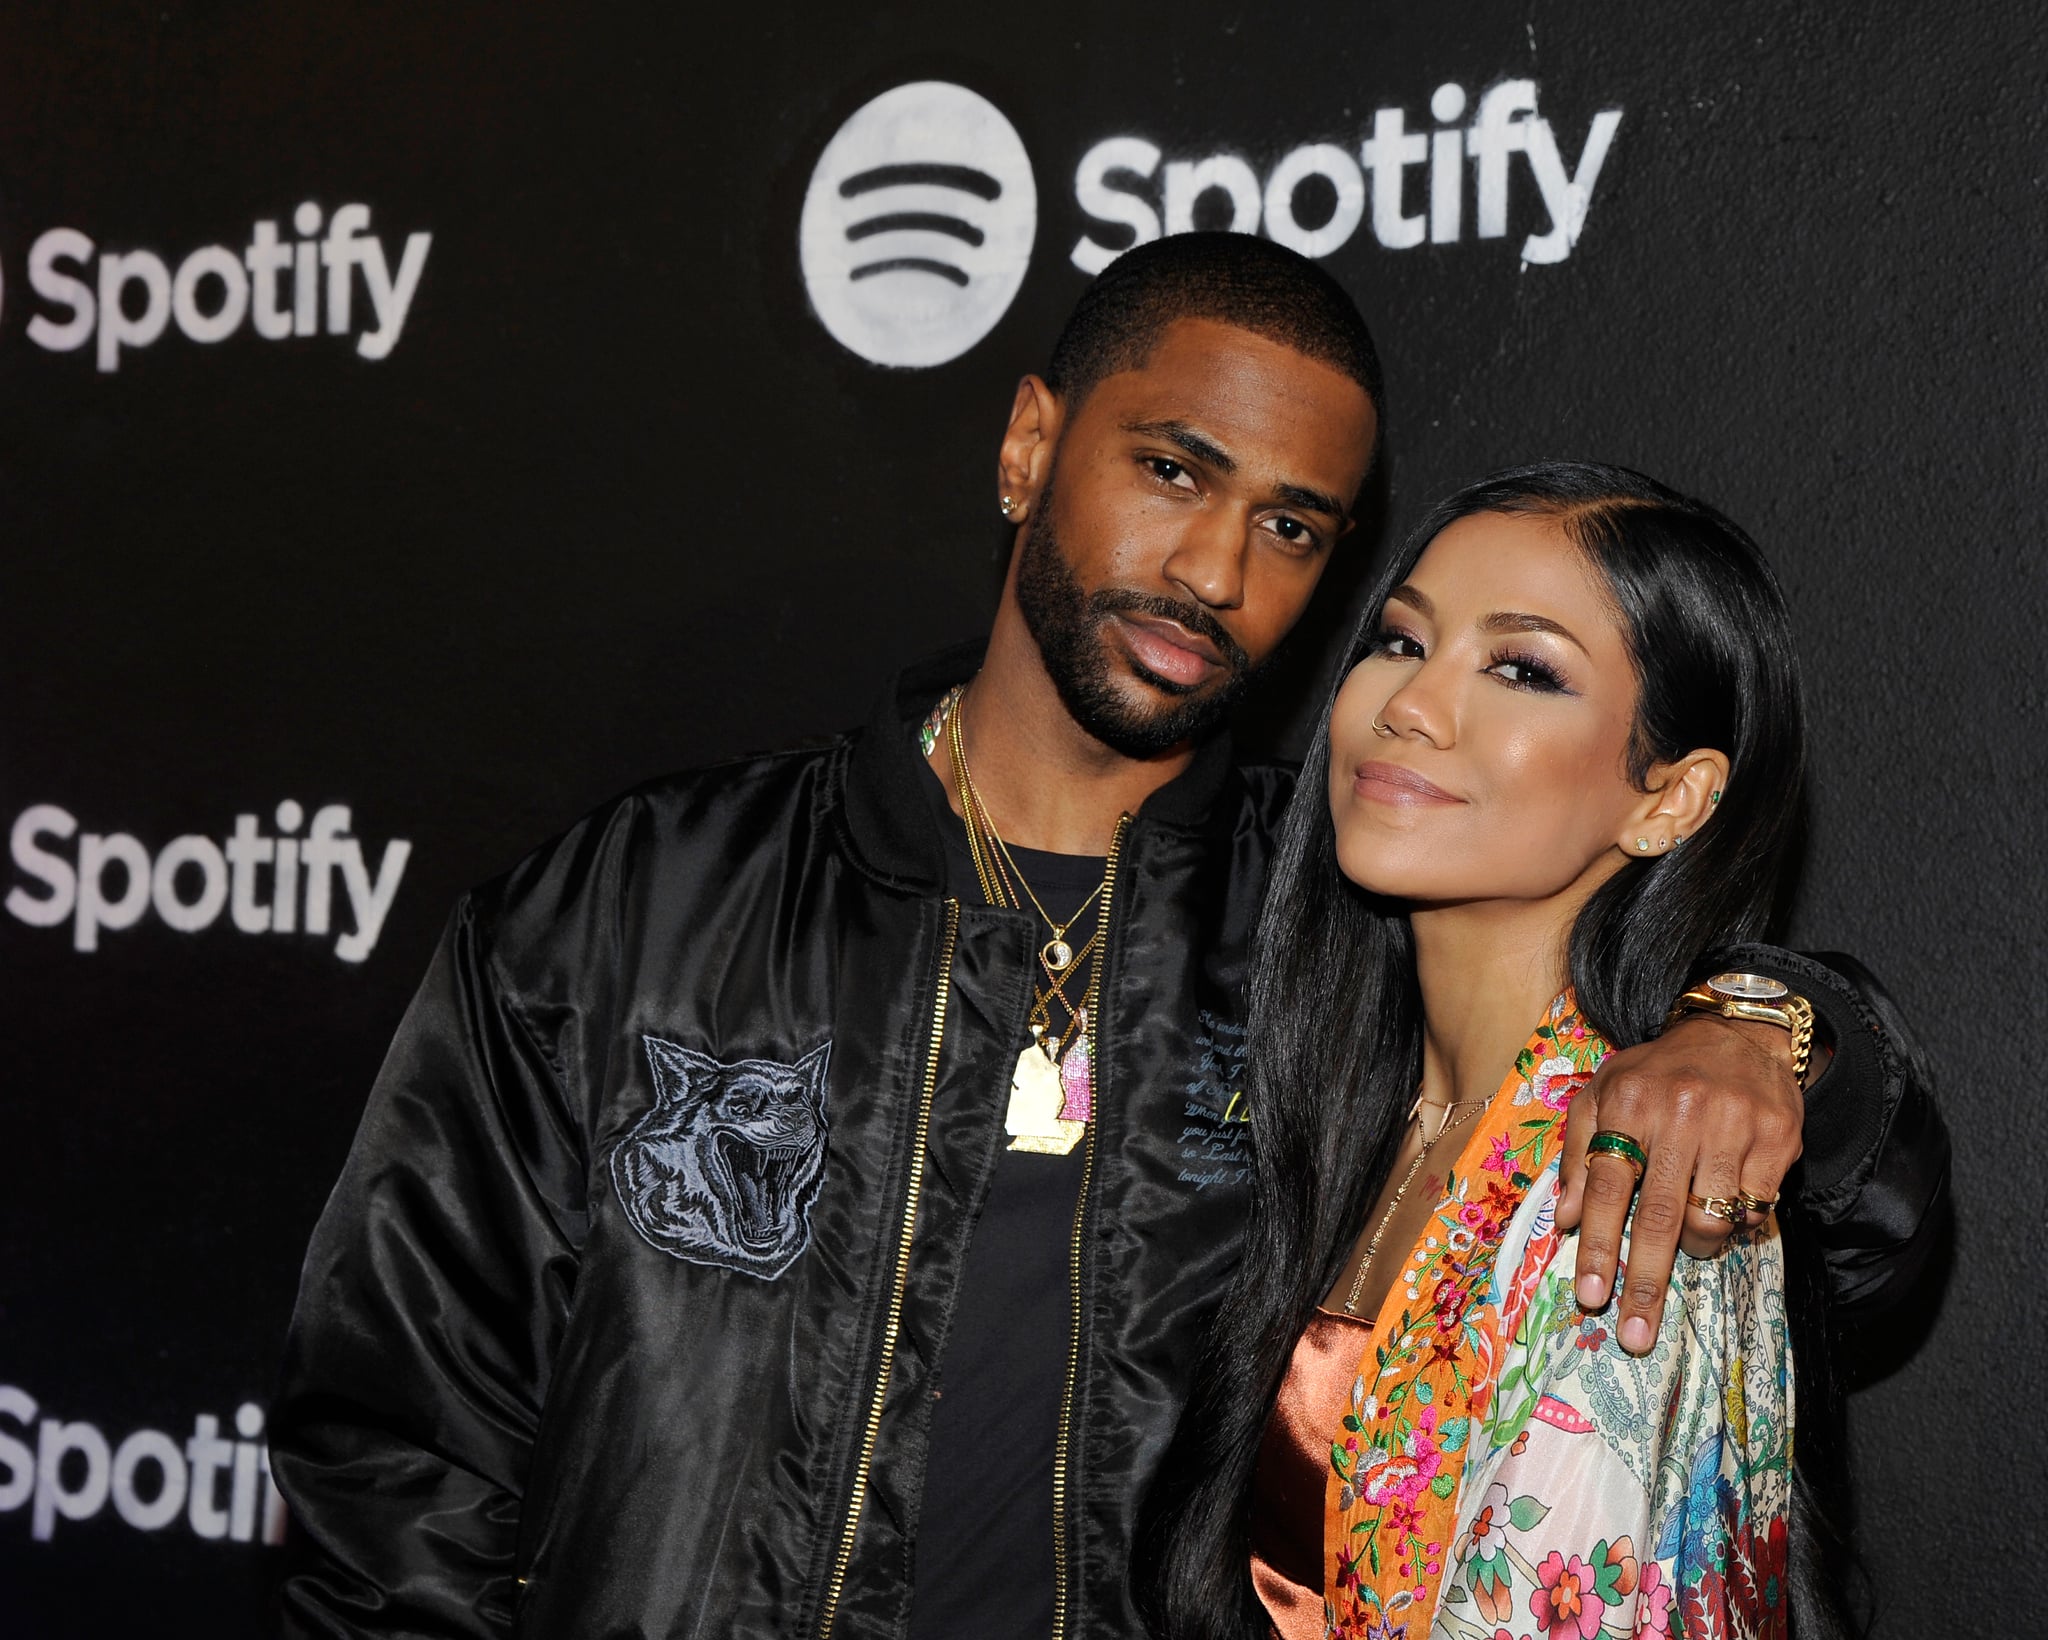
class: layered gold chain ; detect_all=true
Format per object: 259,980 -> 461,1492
943,685 -> 1108,1067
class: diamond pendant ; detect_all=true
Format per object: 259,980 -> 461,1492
1057,1030 -> 1093,1124
1042,936 -> 1074,973
1006,1042 -> 1085,1156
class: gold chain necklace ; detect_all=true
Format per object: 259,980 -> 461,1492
943,683 -> 1114,1156
1340,1095 -> 1489,1316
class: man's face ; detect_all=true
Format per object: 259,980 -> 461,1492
1010,317 -> 1378,757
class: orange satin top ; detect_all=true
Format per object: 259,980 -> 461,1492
1249,1308 -> 1374,1638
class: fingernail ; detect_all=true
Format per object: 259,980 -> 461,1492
1621,1317 -> 1652,1353
1577,1274 -> 1605,1309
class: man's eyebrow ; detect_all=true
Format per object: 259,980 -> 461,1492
1274,481 -> 1350,521
1482,610 -> 1590,655
1121,418 -> 1236,474
1122,418 -> 1349,520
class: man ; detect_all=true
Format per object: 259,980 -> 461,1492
272,235 -> 1945,1639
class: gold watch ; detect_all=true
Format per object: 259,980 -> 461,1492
1669,971 -> 1816,1087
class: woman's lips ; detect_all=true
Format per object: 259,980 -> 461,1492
1115,613 -> 1221,688
1352,760 -> 1462,806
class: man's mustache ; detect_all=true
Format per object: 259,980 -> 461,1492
1087,589 -> 1252,678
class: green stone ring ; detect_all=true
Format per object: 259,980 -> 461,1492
1587,1129 -> 1649,1182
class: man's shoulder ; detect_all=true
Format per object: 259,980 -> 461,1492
1229,756 -> 1302,836
466,735 -> 856,941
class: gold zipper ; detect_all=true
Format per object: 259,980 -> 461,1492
816,898 -> 960,1640
1050,813 -> 1130,1640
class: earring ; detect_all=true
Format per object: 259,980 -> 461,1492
1636,838 -> 1649,851
999,495 -> 1016,518
1710,790 -> 1722,804
1658,837 -> 1669,848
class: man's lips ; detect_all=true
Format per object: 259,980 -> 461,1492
1114,612 -> 1224,687
1352,760 -> 1462,806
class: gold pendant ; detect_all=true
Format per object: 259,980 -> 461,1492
1005,1043 -> 1085,1156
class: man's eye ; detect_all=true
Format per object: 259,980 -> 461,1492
1268,516 -> 1318,549
1145,456 -> 1193,488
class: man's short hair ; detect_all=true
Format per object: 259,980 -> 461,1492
1044,232 -> 1386,428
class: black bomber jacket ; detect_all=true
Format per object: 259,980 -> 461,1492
271,649 -> 1949,1640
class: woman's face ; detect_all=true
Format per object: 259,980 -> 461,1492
1327,510 -> 1650,907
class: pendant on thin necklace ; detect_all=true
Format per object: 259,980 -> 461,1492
1042,936 -> 1074,973
1057,1029 -> 1093,1124
1006,1040 -> 1086,1156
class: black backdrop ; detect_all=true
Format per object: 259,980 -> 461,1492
2,3 -> 2039,1634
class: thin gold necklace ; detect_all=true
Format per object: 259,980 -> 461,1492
946,686 -> 1109,1064
942,682 -> 1120,1157
1340,1095 -> 1487,1316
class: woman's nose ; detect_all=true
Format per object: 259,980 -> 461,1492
1378,664 -> 1455,746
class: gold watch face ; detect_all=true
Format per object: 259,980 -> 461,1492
1707,970 -> 1789,1002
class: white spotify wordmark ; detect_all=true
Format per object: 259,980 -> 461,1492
800,81 -> 1037,369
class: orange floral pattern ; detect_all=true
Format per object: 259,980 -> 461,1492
1321,993 -> 1793,1639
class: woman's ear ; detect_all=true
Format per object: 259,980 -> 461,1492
1615,748 -> 1732,858
996,374 -> 1062,523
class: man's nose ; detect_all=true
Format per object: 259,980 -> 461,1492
1160,506 -> 1248,610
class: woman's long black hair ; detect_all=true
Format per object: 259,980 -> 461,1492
1138,461 -> 1852,1636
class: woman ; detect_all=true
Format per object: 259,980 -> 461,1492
1142,462 -> 1843,1639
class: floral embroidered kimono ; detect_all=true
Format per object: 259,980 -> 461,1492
1322,994 -> 1793,1640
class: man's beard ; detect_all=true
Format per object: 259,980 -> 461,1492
1013,480 -> 1257,759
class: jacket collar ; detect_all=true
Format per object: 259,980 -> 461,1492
838,640 -> 1240,894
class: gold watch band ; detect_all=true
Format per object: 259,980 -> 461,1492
1670,983 -> 1816,1087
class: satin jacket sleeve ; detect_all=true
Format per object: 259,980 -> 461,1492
1714,943 -> 1951,1321
269,891 -> 591,1637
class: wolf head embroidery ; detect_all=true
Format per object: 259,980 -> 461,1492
611,1037 -> 832,1279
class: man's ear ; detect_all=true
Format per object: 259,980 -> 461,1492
1614,748 -> 1731,858
996,374 -> 1062,522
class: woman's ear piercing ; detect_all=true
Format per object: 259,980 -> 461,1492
1658,837 -> 1669,848
1636,838 -> 1650,851
1710,790 -> 1721,804
1000,495 -> 1016,518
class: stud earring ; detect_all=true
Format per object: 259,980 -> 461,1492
999,495 -> 1016,518
1659,837 -> 1669,848
1636,838 -> 1650,851
1710,790 -> 1722,804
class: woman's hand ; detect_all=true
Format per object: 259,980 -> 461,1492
1556,1016 -> 1803,1354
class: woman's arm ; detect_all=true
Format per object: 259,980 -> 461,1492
1442,1216 -> 1796,1640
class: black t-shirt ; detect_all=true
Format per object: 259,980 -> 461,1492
908,764 -> 1104,1640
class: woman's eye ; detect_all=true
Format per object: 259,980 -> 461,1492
1370,627 -> 1424,659
1487,652 -> 1569,692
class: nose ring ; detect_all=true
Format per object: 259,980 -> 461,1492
1370,717 -> 1396,738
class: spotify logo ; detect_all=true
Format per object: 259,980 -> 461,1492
800,82 -> 1036,369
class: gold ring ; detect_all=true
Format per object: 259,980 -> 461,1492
1687,1191 -> 1746,1225
1587,1130 -> 1648,1184
1734,1189 -> 1779,1217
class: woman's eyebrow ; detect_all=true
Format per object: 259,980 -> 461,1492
1483,610 -> 1589,655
